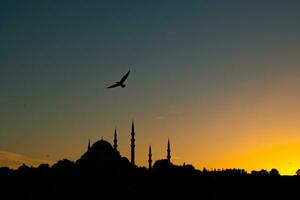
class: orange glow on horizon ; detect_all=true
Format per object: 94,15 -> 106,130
196,142 -> 300,175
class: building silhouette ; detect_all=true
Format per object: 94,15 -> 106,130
84,121 -> 173,169
77,138 -> 125,174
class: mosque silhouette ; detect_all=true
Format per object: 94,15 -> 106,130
80,121 -> 171,170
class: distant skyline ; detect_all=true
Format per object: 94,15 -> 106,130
1,1 -> 300,175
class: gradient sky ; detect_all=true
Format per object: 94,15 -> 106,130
1,0 -> 300,175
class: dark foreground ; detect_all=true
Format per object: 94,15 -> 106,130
1,165 -> 300,200
1,140 -> 299,200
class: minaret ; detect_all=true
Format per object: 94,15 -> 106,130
130,120 -> 135,165
87,138 -> 91,152
148,145 -> 152,169
113,128 -> 118,150
167,139 -> 171,163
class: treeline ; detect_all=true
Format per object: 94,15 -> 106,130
1,159 -> 300,199
0,158 -> 295,178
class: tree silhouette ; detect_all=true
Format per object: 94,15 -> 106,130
270,168 -> 280,176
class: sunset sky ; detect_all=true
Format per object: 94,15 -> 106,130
1,1 -> 300,175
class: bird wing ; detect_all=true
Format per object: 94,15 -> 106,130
119,70 -> 130,83
107,83 -> 120,88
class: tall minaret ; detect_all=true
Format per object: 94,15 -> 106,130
113,128 -> 118,150
130,120 -> 135,165
148,145 -> 152,169
167,139 -> 171,163
87,138 -> 91,152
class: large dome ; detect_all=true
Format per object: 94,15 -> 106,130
90,139 -> 115,156
76,139 -> 122,170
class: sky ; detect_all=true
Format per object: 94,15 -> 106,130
1,0 -> 300,175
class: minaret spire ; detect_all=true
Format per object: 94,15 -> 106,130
130,120 -> 135,165
88,138 -> 91,152
131,120 -> 135,132
167,138 -> 171,163
148,145 -> 152,169
113,128 -> 118,150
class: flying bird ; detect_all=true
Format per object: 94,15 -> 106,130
107,70 -> 130,88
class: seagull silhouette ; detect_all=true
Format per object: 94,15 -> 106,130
107,70 -> 130,89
